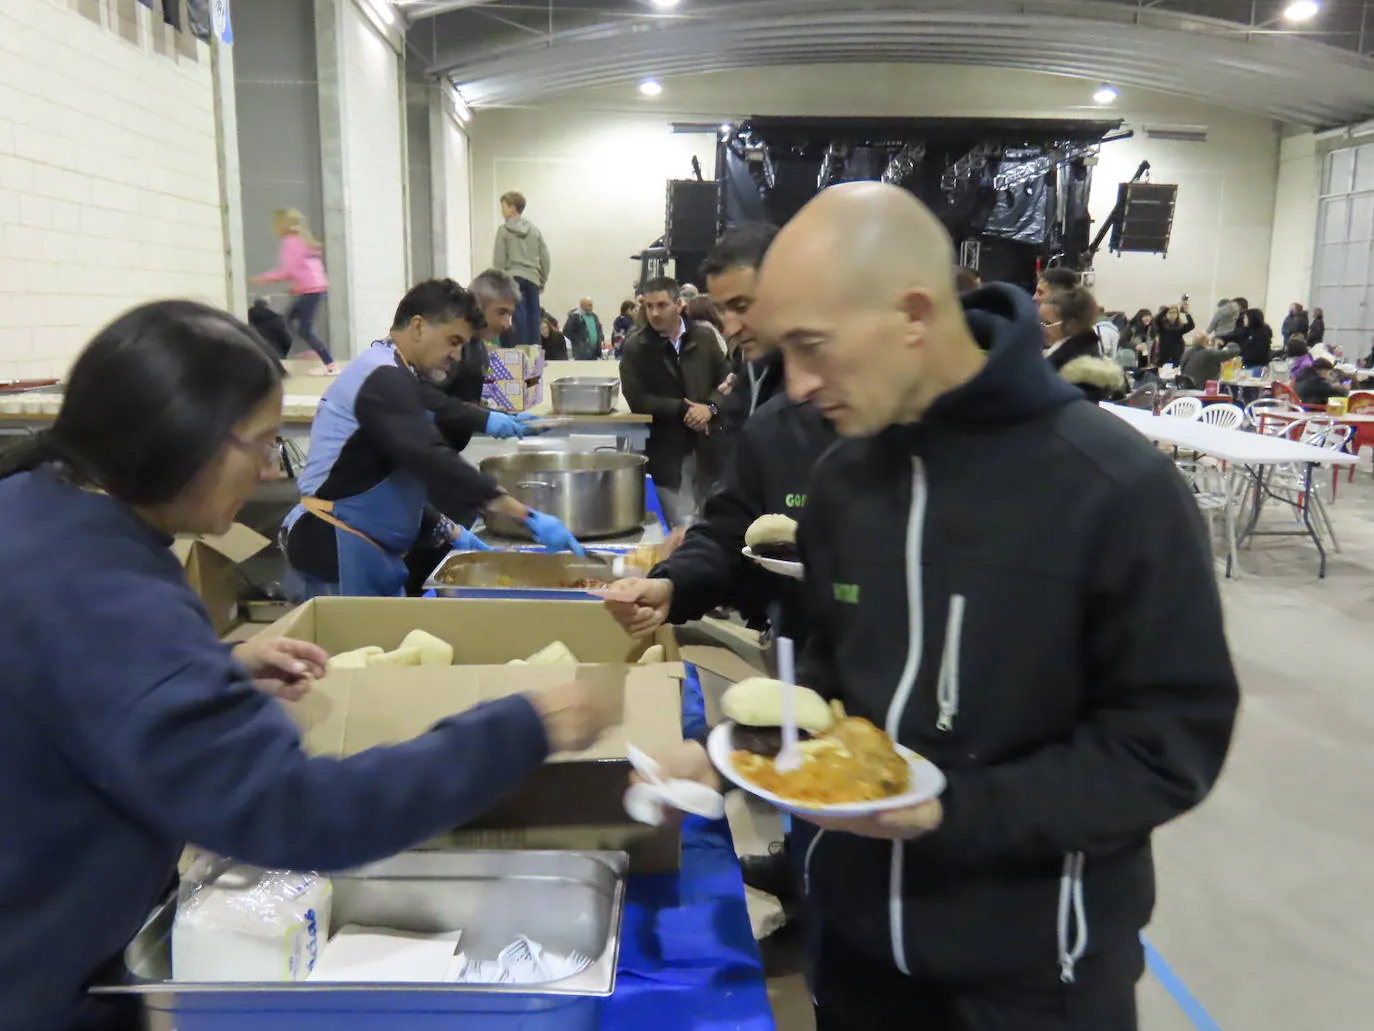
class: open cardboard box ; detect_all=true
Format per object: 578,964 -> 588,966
173,524 -> 271,636
259,598 -> 685,872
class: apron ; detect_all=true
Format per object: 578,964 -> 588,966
284,344 -> 432,598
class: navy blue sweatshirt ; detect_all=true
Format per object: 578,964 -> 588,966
0,469 -> 551,1031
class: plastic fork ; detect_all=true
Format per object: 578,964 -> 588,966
774,635 -> 803,774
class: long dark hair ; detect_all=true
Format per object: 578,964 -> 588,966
0,301 -> 283,505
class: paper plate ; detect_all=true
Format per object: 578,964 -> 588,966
742,546 -> 804,580
706,722 -> 946,818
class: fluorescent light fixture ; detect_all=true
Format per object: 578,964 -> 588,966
452,88 -> 472,123
1283,1 -> 1320,22
1093,83 -> 1119,105
639,78 -> 664,97
363,0 -> 398,27
650,0 -> 683,8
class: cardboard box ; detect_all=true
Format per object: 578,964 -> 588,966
484,343 -> 545,382
173,524 -> 271,636
481,378 -> 541,413
261,598 -> 685,872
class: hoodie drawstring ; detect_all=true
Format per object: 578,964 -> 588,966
1057,851 -> 1089,983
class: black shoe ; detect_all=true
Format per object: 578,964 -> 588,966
740,845 -> 796,904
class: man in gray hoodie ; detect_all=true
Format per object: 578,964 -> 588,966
494,191 -> 552,347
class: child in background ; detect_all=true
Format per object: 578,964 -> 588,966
252,209 -> 338,375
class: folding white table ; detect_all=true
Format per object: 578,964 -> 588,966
1102,404 -> 1358,577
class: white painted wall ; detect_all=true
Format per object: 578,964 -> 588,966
0,0 -> 226,381
1266,131 -> 1321,321
469,64 -> 1282,320
339,0 -> 407,344
441,112 -> 473,283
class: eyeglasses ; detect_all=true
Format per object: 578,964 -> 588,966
228,433 -> 282,468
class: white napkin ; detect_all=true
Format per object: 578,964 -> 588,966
309,926 -> 462,983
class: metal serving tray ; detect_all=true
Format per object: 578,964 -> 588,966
95,850 -> 628,1031
424,549 -> 624,600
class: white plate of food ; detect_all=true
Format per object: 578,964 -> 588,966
742,515 -> 804,580
742,547 -> 804,581
706,678 -> 946,818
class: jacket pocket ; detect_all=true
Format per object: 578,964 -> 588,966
936,594 -> 966,732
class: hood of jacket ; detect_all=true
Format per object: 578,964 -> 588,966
915,284 -> 1082,430
503,216 -> 534,238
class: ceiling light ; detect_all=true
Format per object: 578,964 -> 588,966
1284,1 -> 1320,22
650,0 -> 683,8
1093,84 -> 1119,105
639,79 -> 663,97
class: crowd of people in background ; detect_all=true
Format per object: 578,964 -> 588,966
1025,267 -> 1357,409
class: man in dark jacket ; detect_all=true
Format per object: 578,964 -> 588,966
620,276 -> 729,526
1281,302 -> 1310,344
703,224 -> 788,435
638,184 -> 1238,1030
564,298 -> 605,360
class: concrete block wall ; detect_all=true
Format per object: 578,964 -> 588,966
0,0 -> 227,382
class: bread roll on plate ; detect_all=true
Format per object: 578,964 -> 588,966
722,677 -> 835,734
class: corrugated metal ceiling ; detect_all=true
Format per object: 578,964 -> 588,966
399,0 -> 1374,125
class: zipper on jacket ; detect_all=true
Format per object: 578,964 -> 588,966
802,829 -> 826,896
1057,851 -> 1089,983
936,594 -> 965,732
883,456 -> 929,978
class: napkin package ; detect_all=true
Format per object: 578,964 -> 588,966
172,859 -> 333,983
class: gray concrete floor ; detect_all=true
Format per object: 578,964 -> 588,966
751,468 -> 1374,1031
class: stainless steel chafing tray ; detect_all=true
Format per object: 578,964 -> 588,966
94,850 -> 629,1031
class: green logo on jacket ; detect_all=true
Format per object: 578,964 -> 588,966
784,493 -> 807,509
833,583 -> 860,605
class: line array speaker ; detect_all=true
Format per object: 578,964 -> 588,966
666,180 -> 720,253
1110,183 -> 1177,255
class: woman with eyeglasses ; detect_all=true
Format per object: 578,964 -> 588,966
1038,285 -> 1103,371
0,301 -> 616,1031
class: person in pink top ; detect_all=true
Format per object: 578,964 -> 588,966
251,209 -> 338,374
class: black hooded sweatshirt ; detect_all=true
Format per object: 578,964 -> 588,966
652,393 -> 834,641
794,284 -> 1238,987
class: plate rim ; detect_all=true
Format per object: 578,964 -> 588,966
706,721 -> 946,817
741,545 -> 805,580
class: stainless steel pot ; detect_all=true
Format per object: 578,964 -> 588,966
481,451 -> 646,539
551,377 -> 620,415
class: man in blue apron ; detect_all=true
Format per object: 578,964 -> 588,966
283,279 -> 582,598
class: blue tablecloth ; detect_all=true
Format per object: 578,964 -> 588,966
604,667 -> 775,1031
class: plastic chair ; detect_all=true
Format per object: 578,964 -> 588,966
1270,380 -> 1303,405
1160,397 -> 1203,420
1347,390 -> 1374,414
1198,403 -> 1245,430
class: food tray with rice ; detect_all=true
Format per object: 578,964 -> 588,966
706,678 -> 945,817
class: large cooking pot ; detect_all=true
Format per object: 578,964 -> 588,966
480,451 -> 647,539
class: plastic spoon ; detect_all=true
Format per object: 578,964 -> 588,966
774,636 -> 803,774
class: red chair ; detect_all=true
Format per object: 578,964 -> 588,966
1344,391 -> 1374,482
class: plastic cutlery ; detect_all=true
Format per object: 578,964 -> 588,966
774,635 -> 803,774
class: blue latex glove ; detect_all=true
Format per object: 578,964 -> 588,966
485,411 -> 529,439
525,510 -> 586,556
451,525 -> 494,552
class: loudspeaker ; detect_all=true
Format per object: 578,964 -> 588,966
666,180 -> 720,253
1110,183 -> 1177,255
